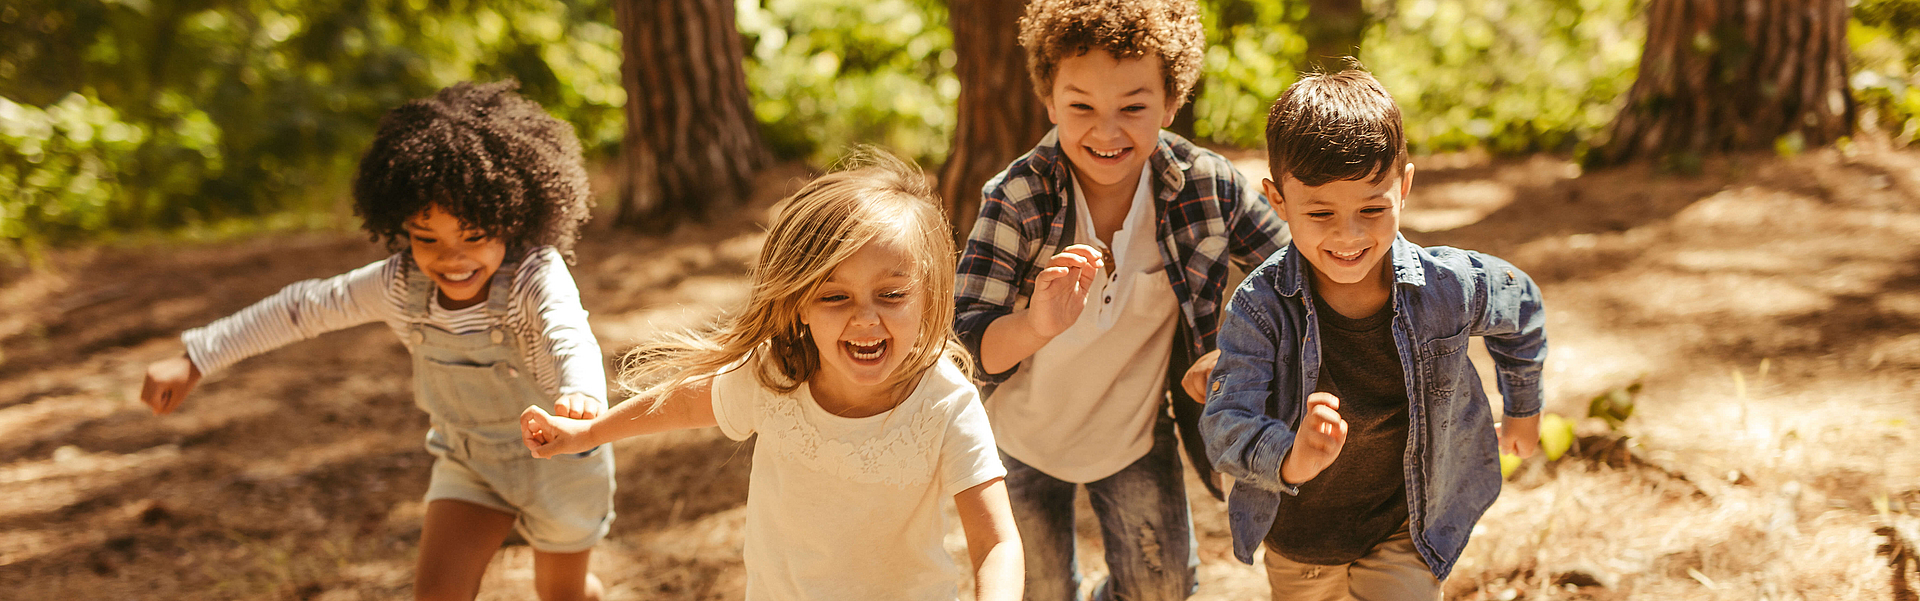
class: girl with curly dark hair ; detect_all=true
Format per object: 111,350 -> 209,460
139,80 -> 611,601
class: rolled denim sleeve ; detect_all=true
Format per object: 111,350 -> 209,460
1200,285 -> 1300,495
1468,252 -> 1547,418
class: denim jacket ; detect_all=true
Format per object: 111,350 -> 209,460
1199,234 -> 1546,579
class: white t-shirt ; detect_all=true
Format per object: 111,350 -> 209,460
987,164 -> 1179,483
711,355 -> 1005,601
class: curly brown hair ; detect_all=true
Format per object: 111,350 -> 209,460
353,80 -> 593,262
1017,0 -> 1205,105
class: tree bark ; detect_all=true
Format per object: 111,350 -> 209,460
613,0 -> 769,232
939,0 -> 1052,245
1298,0 -> 1368,74
1596,0 -> 1854,166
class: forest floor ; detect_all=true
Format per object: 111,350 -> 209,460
2,142 -> 1918,601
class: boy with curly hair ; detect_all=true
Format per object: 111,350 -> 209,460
952,1 -> 1290,598
140,80 -> 613,601
1201,67 -> 1546,600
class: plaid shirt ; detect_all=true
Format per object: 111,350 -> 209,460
954,128 -> 1290,388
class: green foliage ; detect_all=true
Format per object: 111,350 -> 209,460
0,0 -> 625,247
739,0 -> 957,165
1588,381 -> 1640,431
1853,0 -> 1920,145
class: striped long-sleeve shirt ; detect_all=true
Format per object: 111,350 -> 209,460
182,245 -> 607,403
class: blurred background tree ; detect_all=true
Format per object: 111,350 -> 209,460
4,0 -> 1918,253
938,0 -> 1048,245
1595,0 -> 1854,168
613,0 -> 767,232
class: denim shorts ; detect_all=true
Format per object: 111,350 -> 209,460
424,429 -> 615,553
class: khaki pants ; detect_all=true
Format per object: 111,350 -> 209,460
1262,522 -> 1441,601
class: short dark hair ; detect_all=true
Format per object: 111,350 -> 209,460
1017,0 -> 1205,105
353,80 -> 593,261
1265,65 -> 1408,187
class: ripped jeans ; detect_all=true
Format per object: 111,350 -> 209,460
1002,411 -> 1199,601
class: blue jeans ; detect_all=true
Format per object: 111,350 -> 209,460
1002,412 -> 1198,601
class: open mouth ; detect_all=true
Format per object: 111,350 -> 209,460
441,269 -> 480,283
1086,146 -> 1130,161
844,340 -> 888,362
1327,248 -> 1367,264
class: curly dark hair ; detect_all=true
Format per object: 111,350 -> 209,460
1265,64 -> 1407,187
353,80 -> 593,261
1017,0 -> 1205,105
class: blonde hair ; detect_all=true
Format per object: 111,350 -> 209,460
619,150 -> 971,407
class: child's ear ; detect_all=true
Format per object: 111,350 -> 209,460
1043,95 -> 1059,125
1399,162 -> 1416,201
1262,178 -> 1287,220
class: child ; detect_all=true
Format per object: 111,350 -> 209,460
138,81 -> 612,601
518,153 -> 1023,601
1199,67 -> 1547,600
952,1 -> 1291,598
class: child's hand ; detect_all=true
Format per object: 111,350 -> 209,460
1181,350 -> 1219,402
1497,413 -> 1540,458
140,353 -> 202,415
1026,245 -> 1104,338
520,405 -> 597,458
1280,392 -> 1347,485
551,392 -> 605,420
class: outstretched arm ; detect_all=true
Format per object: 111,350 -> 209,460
955,478 -> 1022,601
521,376 -> 717,458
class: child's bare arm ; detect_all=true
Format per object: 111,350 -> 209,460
955,477 -> 1022,601
978,245 -> 1104,374
139,352 -> 202,415
550,392 -> 604,420
521,376 -> 717,458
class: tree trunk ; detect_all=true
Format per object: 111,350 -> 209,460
613,0 -> 768,232
1596,0 -> 1854,166
939,0 -> 1052,244
1298,0 -> 1368,74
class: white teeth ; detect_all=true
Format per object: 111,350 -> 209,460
444,270 -> 477,282
1091,148 -> 1123,159
1331,250 -> 1363,260
846,340 -> 886,360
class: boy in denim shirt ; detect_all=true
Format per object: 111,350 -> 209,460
1199,67 -> 1547,600
953,1 -> 1290,598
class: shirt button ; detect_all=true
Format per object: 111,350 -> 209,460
1104,295 -> 1112,304
1210,381 -> 1221,393
410,330 -> 425,344
489,330 -> 505,344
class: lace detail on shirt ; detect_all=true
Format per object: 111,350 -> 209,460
756,392 -> 944,489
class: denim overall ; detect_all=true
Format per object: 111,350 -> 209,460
407,253 -> 614,553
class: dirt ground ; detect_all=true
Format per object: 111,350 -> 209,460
2,143 -> 1917,601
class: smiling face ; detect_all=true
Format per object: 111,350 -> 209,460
1045,50 -> 1177,197
1266,164 -> 1414,305
404,204 -> 507,309
798,235 -> 927,409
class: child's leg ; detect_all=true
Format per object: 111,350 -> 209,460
415,499 -> 517,601
532,549 -> 603,601
1261,547 -> 1349,601
1000,449 -> 1082,601
1343,524 -> 1440,601
1083,413 -> 1197,601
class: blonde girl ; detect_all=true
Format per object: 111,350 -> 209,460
519,152 -> 1022,601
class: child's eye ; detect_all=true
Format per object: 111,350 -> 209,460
817,293 -> 849,303
1070,103 -> 1093,111
464,234 -> 487,243
1306,211 -> 1334,219
411,235 -> 438,244
1361,207 -> 1387,215
1122,104 -> 1147,113
880,290 -> 910,300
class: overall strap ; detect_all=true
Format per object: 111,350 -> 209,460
402,254 -> 436,321
485,249 -> 524,321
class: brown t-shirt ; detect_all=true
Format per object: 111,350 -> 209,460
1264,293 -> 1411,565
